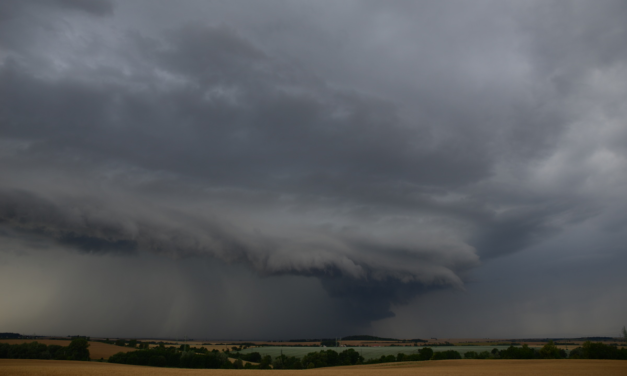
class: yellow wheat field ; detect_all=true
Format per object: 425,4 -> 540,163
2,359 -> 627,376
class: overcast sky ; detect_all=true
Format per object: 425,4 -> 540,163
1,0 -> 626,340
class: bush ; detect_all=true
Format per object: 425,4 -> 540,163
500,344 -> 538,359
108,347 -> 232,369
66,338 -> 90,361
431,350 -> 461,360
0,340 -> 89,361
539,341 -> 562,359
570,341 -> 627,360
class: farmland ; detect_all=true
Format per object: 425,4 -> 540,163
2,359 -> 627,376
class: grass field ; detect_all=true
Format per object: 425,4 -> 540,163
2,359 -> 627,375
237,345 -> 525,360
0,339 -> 135,360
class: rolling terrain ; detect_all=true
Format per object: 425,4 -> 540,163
2,359 -> 627,376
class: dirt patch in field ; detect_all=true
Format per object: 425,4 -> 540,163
2,359 -> 627,376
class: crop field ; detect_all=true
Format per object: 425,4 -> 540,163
237,345 -> 523,360
2,359 -> 627,376
0,339 -> 135,360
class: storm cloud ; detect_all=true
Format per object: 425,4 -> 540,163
1,0 -> 626,336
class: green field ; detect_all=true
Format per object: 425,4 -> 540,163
237,346 -> 528,360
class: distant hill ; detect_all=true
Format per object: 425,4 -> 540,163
0,333 -> 22,339
341,335 -> 399,341
511,337 -> 615,342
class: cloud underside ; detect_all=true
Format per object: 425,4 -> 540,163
1,0 -> 627,326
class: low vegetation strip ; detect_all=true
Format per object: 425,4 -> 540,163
0,339 -> 90,361
2,359 -> 627,376
108,347 -> 235,369
237,345 -> 520,359
0,339 -> 136,360
106,341 -> 626,370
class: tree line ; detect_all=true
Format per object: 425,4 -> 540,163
464,341 -> 627,360
99,338 -> 150,349
108,346 -> 366,369
0,338 -> 90,361
108,345 -> 234,368
108,340 -> 626,370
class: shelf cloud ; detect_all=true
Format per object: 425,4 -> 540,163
1,0 -> 626,335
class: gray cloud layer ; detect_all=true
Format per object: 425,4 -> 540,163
1,0 -> 627,332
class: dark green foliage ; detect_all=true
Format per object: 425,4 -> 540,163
499,344 -> 539,359
341,335 -> 399,341
47,345 -> 66,360
108,347 -> 232,369
138,342 -> 150,349
320,339 -> 339,347
66,338 -> 90,361
0,340 -> 89,361
569,341 -> 627,360
538,340 -> 562,359
430,350 -> 462,360
259,355 -> 272,369
69,335 -> 90,341
368,347 -> 433,364
0,342 -> 48,359
568,347 -> 582,359
418,347 -> 434,360
339,348 -> 363,365
428,341 -> 455,346
236,351 -> 262,362
478,351 -> 492,359
0,333 -> 22,339
114,339 -> 126,347
272,354 -> 303,369
463,342 -> 627,360
300,349 -> 364,369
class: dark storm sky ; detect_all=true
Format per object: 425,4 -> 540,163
1,0 -> 626,339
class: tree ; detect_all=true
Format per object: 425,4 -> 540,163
320,339 -> 337,347
66,338 -> 90,361
539,340 -> 561,359
259,355 -> 272,369
418,347 -> 433,360
431,350 -> 461,360
233,358 -> 244,369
